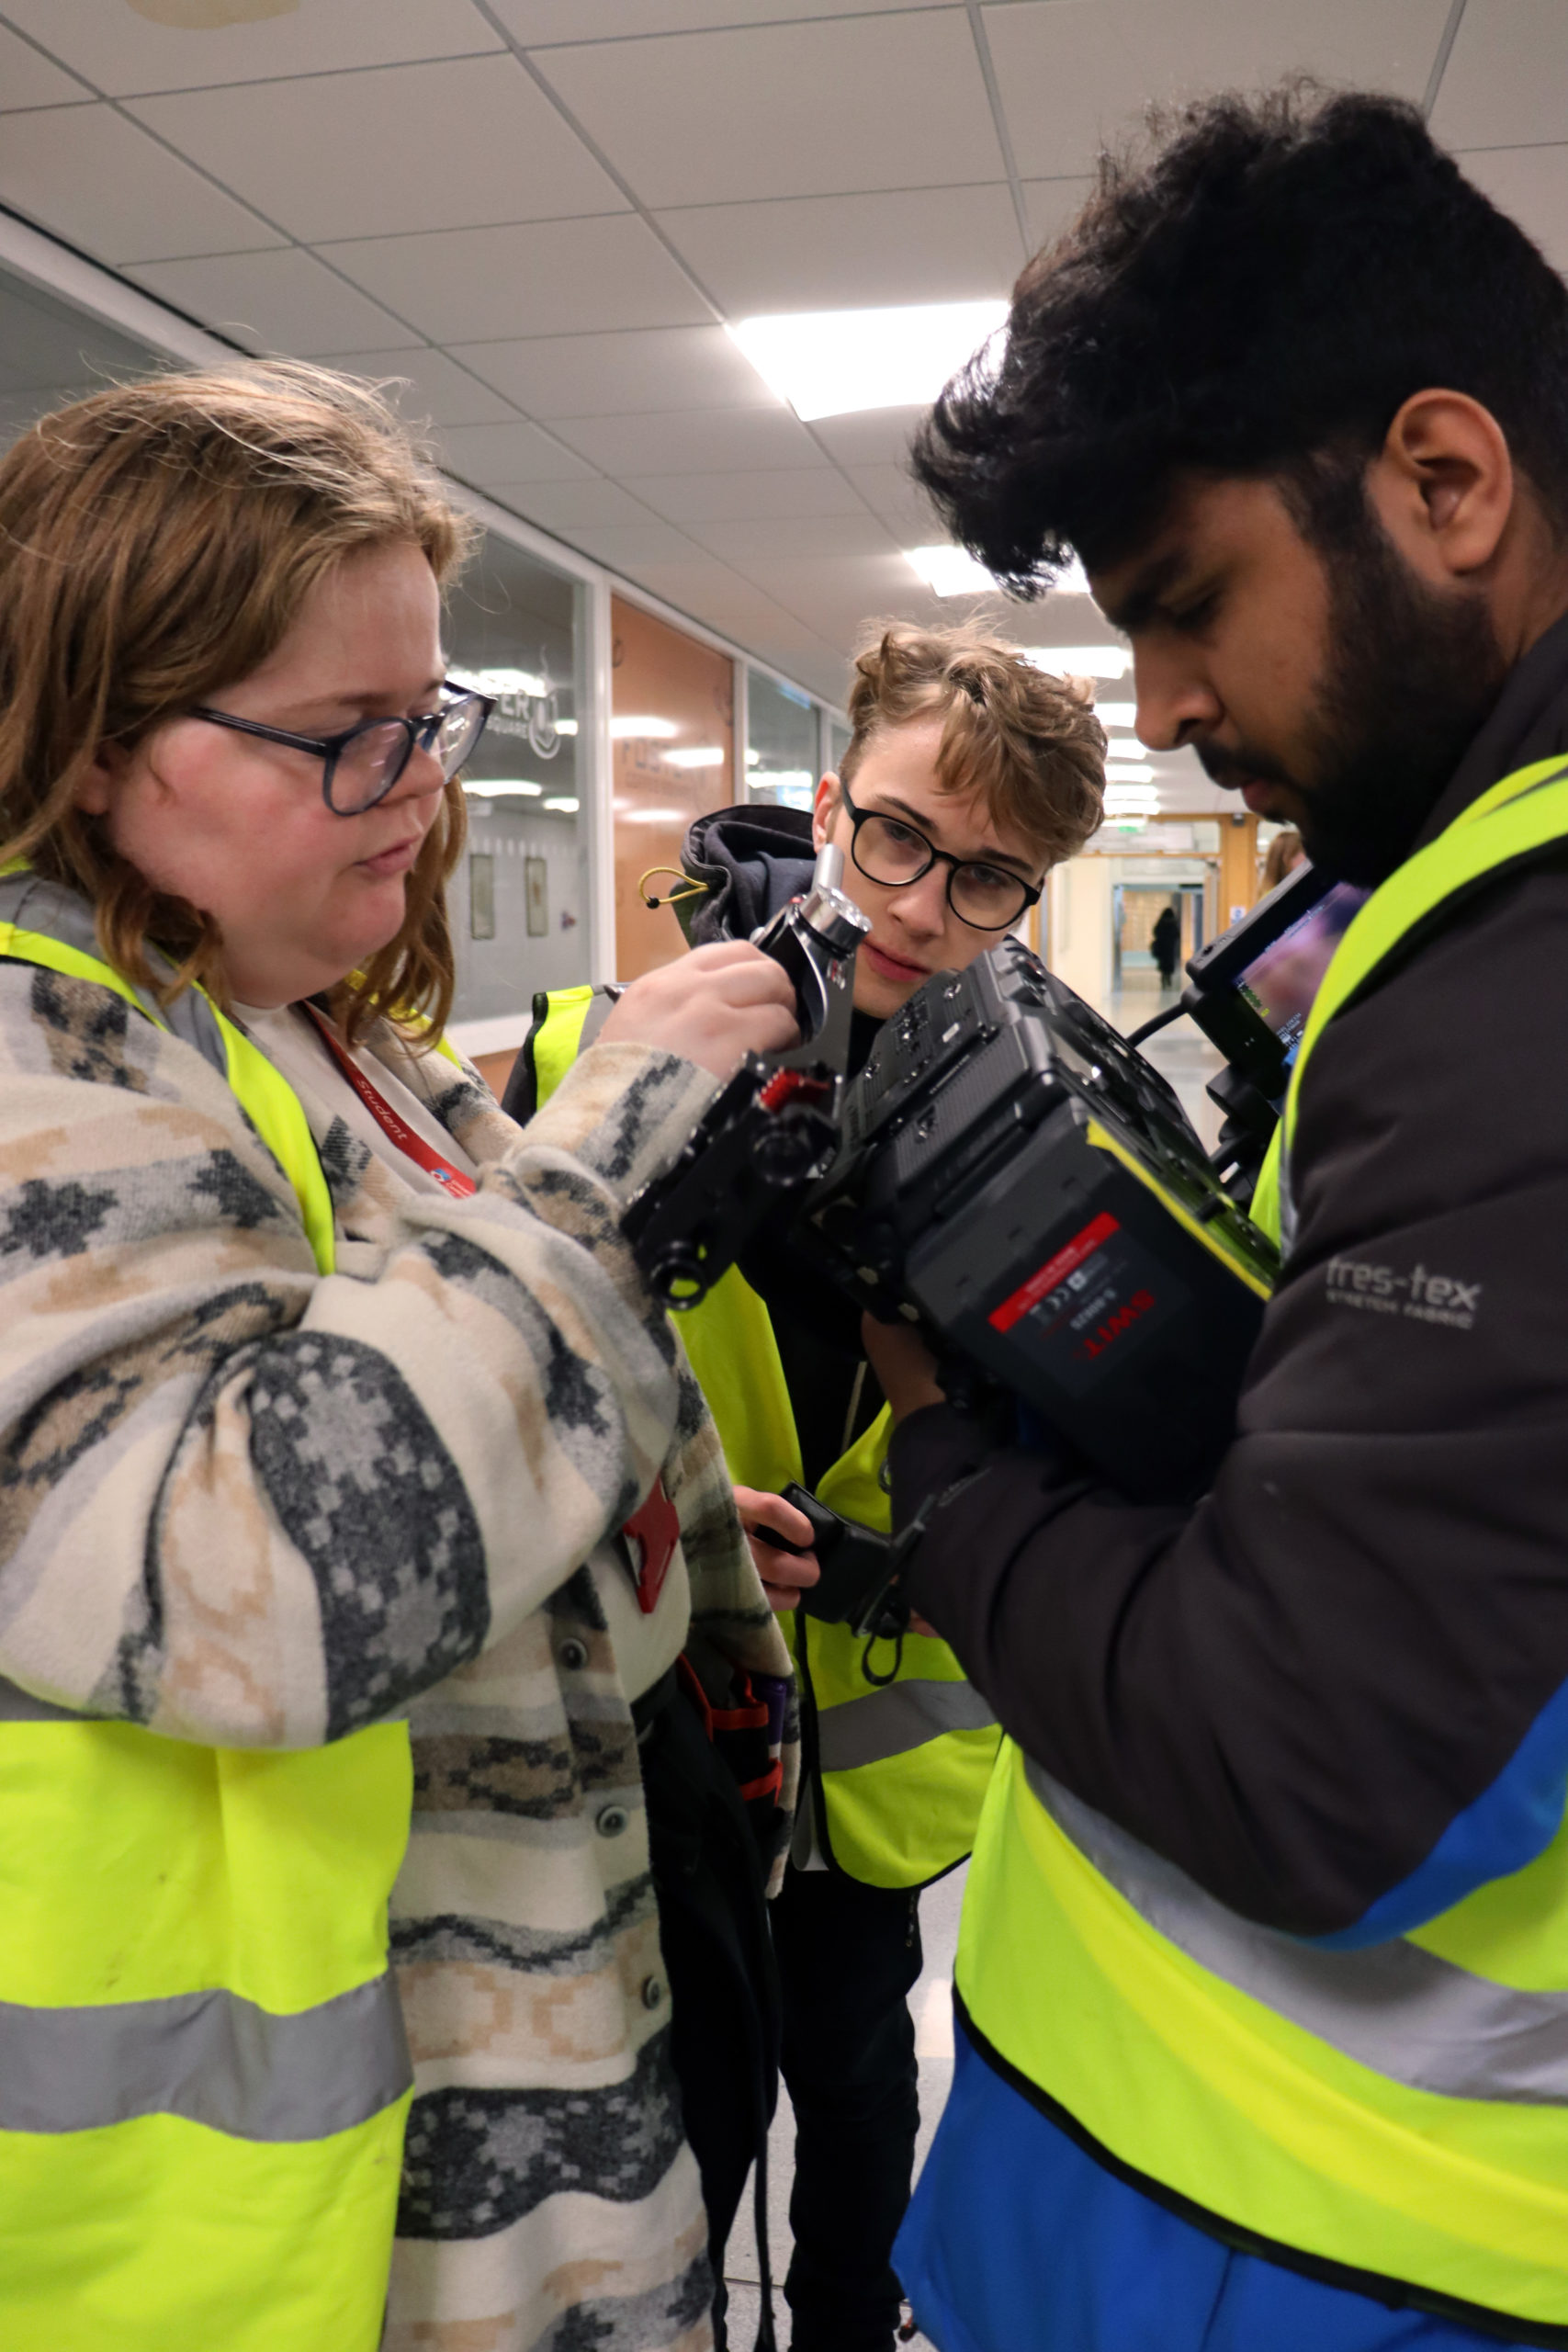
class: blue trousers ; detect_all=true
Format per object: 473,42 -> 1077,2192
895,2010 -> 1538,2352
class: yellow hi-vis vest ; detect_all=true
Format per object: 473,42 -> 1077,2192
958,753 -> 1568,2341
0,869 -> 416,2352
526,984 -> 1000,1889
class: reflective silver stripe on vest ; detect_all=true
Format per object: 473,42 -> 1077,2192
1026,1756 -> 1568,2106
0,1973 -> 412,2141
818,1679 -> 997,1773
0,871 -> 229,1078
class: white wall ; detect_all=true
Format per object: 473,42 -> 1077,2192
1044,857 -> 1113,1012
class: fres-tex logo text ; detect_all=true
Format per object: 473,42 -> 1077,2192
1325,1257 -> 1482,1330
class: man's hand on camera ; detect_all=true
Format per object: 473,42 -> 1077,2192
734,1484 -> 821,1612
598,941 -> 799,1082
861,1312 -> 946,1422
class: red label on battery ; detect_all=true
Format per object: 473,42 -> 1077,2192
988,1212 -> 1121,1333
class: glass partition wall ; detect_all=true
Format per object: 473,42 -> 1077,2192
0,269 -> 170,454
747,669 -> 820,810
446,536 -> 590,1036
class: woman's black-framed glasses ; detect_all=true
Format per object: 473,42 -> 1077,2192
187,680 -> 495,816
838,774 -> 1042,932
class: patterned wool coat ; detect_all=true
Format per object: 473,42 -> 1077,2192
0,933 -> 797,2352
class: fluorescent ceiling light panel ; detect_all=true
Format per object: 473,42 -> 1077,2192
908,548 -> 1092,599
1094,701 -> 1138,729
610,716 -> 679,740
728,300 -> 1006,424
1105,761 -> 1156,784
665,746 -> 727,769
554,718 -> 578,736
456,667 -> 549,701
907,544 -> 997,597
1029,645 -> 1131,679
462,778 -> 544,797
543,796 -> 580,814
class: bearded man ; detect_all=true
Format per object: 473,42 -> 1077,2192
871,84 -> 1568,2352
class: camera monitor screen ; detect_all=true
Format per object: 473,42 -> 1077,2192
1180,864 -> 1370,1108
1232,879 -> 1368,1069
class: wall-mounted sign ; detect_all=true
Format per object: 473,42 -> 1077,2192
469,852 -> 496,941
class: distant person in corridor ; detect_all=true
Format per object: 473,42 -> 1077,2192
1150,899 -> 1181,984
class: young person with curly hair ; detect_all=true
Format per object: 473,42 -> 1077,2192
512,618 -> 1103,2352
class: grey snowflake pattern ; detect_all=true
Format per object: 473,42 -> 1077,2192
0,1175 -> 117,1261
397,2030 -> 687,2239
247,1331 -> 489,1736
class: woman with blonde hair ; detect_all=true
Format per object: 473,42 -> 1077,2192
0,361 -> 797,2352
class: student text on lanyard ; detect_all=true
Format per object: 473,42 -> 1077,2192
304,1003 -> 477,1198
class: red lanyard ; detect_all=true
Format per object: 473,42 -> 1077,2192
304,1005 -> 477,1199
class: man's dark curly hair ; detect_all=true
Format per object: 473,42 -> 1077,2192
911,84 -> 1568,591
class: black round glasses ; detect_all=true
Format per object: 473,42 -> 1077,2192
187,680 -> 495,816
839,774 -> 1043,932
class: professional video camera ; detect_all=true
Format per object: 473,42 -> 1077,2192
623,858 -> 1356,1636
793,940 -> 1277,1506
622,842 -> 869,1304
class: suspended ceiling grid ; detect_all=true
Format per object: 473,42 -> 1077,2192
0,0 -> 1553,810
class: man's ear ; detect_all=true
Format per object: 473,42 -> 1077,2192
1368,390 -> 1514,583
811,770 -> 841,852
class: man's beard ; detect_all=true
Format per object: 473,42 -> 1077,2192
1200,490 -> 1510,888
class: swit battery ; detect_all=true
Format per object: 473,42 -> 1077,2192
805,941 -> 1280,1502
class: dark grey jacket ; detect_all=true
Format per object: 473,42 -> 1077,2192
894,612 -> 1568,1942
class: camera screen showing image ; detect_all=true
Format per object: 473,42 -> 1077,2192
1183,864 -> 1369,1109
794,940 -> 1279,1501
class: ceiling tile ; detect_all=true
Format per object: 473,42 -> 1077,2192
627,468 -> 867,523
434,417 -> 595,485
320,215 -> 711,343
128,246 -> 412,354
984,0 -> 1452,179
842,462 -> 942,538
0,102 -> 280,264
127,55 -> 625,243
489,478 -> 664,531
567,518 -> 711,568
550,407 -> 824,475
1021,175 -> 1095,252
1455,143 -> 1568,275
332,346 -> 520,427
536,15 -> 1002,209
806,406 -> 931,468
0,0 -> 502,96
687,512 -> 900,563
657,184 -> 1022,314
732,549 -> 934,631
0,26 -> 91,107
1430,0 -> 1568,145
451,325 -> 779,419
496,0 -> 956,39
